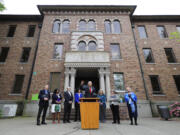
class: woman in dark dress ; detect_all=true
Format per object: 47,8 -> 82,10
124,87 -> 138,125
51,89 -> 62,124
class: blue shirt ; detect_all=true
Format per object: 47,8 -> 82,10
97,94 -> 106,107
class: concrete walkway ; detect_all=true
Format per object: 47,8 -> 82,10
0,117 -> 179,135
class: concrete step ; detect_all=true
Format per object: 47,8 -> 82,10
47,108 -> 129,120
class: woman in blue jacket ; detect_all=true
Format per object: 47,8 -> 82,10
98,90 -> 106,123
124,87 -> 138,125
74,89 -> 83,121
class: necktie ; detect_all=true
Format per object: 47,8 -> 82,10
90,87 -> 91,94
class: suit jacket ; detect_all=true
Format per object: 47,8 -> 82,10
64,91 -> 73,104
84,86 -> 97,98
75,93 -> 83,103
38,89 -> 51,106
51,93 -> 62,104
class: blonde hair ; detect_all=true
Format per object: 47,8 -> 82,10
99,89 -> 104,95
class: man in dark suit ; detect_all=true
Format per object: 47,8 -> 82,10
63,87 -> 73,123
79,80 -> 86,96
84,81 -> 97,98
37,84 -> 50,125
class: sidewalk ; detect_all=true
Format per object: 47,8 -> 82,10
0,117 -> 179,135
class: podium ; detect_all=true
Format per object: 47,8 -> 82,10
80,98 -> 100,129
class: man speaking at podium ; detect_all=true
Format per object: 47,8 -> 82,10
84,81 -> 97,98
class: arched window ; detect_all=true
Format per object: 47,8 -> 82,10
88,20 -> 96,31
78,41 -> 86,51
88,41 -> 96,51
52,20 -> 60,33
79,20 -> 87,31
113,20 -> 121,34
104,20 -> 111,33
62,20 -> 70,33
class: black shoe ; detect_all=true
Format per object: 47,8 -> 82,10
74,120 -> 77,122
135,123 -> 138,126
112,122 -> 116,124
37,122 -> 40,126
67,121 -> 71,123
63,121 -> 66,123
118,121 -> 120,124
130,122 -> 133,125
41,122 -> 47,125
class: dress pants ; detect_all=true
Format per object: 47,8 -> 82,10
75,102 -> 81,121
37,104 -> 48,123
63,103 -> 72,122
110,104 -> 120,123
99,104 -> 106,122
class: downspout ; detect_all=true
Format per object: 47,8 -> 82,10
130,18 -> 153,115
25,23 -> 42,100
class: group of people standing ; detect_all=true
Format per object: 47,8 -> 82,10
36,81 -> 138,126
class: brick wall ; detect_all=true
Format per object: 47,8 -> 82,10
0,21 -> 41,100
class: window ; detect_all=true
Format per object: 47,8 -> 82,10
27,25 -> 36,37
176,26 -> 180,32
20,47 -> 31,63
149,75 -> 162,94
52,20 -> 60,33
113,73 -> 125,91
79,20 -> 86,31
53,44 -> 63,59
113,20 -> 121,34
164,48 -> 177,63
62,20 -> 70,33
88,20 -> 96,31
7,25 -> 16,37
143,48 -> 154,63
50,72 -> 61,92
110,44 -> 121,59
157,26 -> 168,38
0,47 -> 9,62
88,41 -> 96,51
138,26 -> 147,38
104,20 -> 111,33
78,41 -> 86,51
173,75 -> 180,94
12,75 -> 25,94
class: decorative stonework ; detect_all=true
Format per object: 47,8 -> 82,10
64,63 -> 110,68
71,31 -> 104,51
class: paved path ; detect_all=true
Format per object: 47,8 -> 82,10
0,117 -> 179,135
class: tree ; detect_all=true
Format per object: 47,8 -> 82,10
0,2 -> 5,11
170,32 -> 180,42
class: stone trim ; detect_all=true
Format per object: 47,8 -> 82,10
64,63 -> 110,68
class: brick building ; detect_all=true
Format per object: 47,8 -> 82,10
0,5 -> 180,117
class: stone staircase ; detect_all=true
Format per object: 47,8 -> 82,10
47,103 -> 129,120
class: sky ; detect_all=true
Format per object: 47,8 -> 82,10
0,0 -> 180,15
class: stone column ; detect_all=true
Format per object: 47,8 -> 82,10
70,67 -> 76,96
64,67 -> 70,91
99,68 -> 105,93
105,68 -> 111,103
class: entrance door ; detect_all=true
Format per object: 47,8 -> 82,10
75,68 -> 99,93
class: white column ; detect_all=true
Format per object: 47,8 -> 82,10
70,67 -> 76,96
64,67 -> 70,91
99,68 -> 105,93
105,69 -> 111,103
